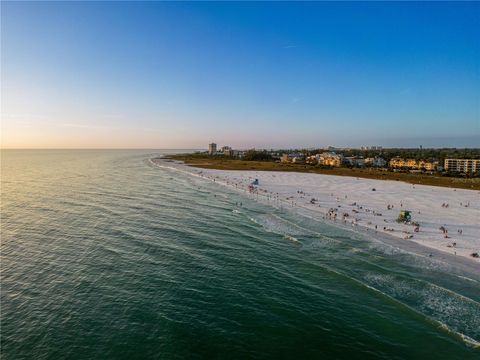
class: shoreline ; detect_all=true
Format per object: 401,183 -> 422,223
152,157 -> 480,273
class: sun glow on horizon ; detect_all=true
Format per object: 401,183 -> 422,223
2,2 -> 479,149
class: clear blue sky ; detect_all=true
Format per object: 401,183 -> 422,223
2,1 -> 479,149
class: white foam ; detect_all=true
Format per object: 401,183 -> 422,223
156,159 -> 479,264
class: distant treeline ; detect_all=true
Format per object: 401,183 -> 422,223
242,150 -> 273,161
177,149 -> 273,161
280,148 -> 480,163
180,148 -> 480,164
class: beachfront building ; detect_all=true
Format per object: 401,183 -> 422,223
221,146 -> 233,156
356,158 -> 365,167
281,153 -> 305,163
316,152 -> 343,167
208,143 -> 217,155
344,156 -> 365,168
418,160 -> 438,171
365,157 -> 387,167
444,159 -> 480,173
306,155 -> 318,165
389,158 -> 438,171
389,158 -> 417,169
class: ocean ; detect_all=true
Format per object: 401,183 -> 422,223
1,150 -> 479,359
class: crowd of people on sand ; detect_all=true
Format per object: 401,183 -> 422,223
175,163 -> 478,260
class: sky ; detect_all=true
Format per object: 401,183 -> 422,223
1,1 -> 479,149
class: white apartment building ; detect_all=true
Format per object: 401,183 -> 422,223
208,143 -> 217,155
365,157 -> 387,167
444,159 -> 480,173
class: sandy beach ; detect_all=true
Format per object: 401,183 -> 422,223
154,158 -> 480,265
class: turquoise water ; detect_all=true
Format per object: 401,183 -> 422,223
1,150 -> 479,359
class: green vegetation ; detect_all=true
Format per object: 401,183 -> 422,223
276,147 -> 480,166
332,148 -> 480,164
242,150 -> 273,161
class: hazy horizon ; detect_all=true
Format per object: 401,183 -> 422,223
2,2 -> 479,149
3,141 -> 480,151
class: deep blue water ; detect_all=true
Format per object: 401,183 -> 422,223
1,150 -> 479,359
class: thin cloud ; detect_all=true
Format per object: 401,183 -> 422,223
61,123 -> 111,129
1,113 -> 49,120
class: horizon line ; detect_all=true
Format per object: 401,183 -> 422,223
2,147 -> 480,151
